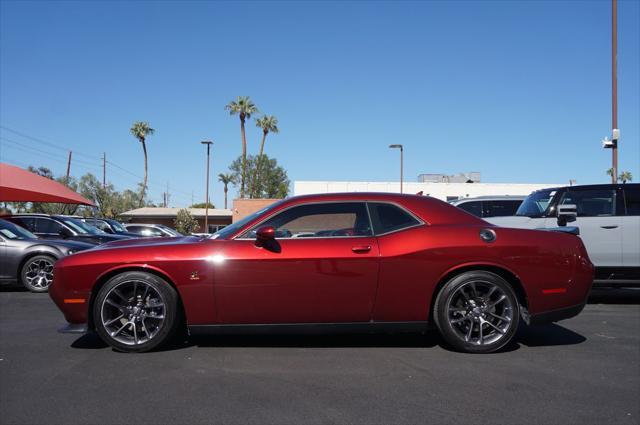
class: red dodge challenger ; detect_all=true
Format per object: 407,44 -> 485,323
50,193 -> 594,353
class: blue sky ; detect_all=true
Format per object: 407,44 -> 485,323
1,0 -> 638,208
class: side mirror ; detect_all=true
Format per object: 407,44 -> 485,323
255,226 -> 276,247
557,204 -> 577,227
58,228 -> 71,238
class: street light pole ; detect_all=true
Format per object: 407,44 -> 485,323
389,144 -> 404,193
201,141 -> 213,233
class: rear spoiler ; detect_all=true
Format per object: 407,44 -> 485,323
537,226 -> 580,236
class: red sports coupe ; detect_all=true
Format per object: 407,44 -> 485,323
50,193 -> 594,353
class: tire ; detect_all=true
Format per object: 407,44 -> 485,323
93,271 -> 180,353
433,271 -> 520,354
20,255 -> 56,293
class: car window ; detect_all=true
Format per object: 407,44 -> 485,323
559,189 -> 616,217
516,189 -> 556,217
243,202 -> 372,238
457,201 -> 483,217
624,186 -> 640,216
129,226 -> 164,237
36,217 -> 64,234
484,200 -> 522,217
368,202 -> 420,234
0,219 -> 37,240
7,217 -> 36,232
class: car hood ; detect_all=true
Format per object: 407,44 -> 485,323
39,239 -> 96,250
98,235 -> 202,249
483,216 -> 540,229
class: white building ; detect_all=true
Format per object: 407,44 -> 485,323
294,181 -> 564,202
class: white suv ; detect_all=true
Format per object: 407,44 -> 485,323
486,183 -> 640,287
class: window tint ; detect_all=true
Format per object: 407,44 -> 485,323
244,202 -> 372,238
457,201 -> 483,217
624,186 -> 640,216
559,189 -> 616,217
368,202 -> 420,234
8,217 -> 36,232
36,218 -> 64,234
484,200 -> 522,217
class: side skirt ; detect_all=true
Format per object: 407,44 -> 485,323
188,321 -> 429,336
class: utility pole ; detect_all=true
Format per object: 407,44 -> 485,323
66,151 -> 72,180
611,0 -> 619,184
201,140 -> 214,233
102,152 -> 106,188
166,182 -> 170,207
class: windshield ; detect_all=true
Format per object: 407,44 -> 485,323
0,219 -> 37,240
106,219 -> 127,233
59,217 -> 105,235
516,189 -> 557,218
212,201 -> 285,240
157,224 -> 183,236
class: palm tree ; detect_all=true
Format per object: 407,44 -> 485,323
252,115 -> 279,198
225,96 -> 258,198
218,173 -> 234,209
619,171 -> 633,183
130,121 -> 155,205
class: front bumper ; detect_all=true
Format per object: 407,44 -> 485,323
529,302 -> 586,325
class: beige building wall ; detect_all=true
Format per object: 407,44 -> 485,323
232,198 -> 281,222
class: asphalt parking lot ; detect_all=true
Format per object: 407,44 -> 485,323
0,288 -> 638,425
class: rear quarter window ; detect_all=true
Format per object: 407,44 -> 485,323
368,202 -> 420,235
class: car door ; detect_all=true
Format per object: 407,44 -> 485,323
34,217 -> 66,240
621,185 -> 640,268
0,235 -> 7,279
212,201 -> 380,324
547,188 -> 622,267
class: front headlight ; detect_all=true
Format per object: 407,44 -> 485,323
66,249 -> 77,256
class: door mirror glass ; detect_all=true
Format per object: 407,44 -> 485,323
557,204 -> 577,226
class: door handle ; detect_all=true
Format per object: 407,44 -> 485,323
600,225 -> 618,229
351,245 -> 372,253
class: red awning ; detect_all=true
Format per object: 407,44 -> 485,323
0,163 -> 95,206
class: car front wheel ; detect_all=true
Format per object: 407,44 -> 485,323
21,255 -> 56,292
93,271 -> 180,353
433,271 -> 520,353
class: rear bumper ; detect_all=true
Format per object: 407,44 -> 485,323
529,302 -> 586,325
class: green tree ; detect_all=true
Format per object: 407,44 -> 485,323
619,171 -> 633,183
174,208 -> 200,235
217,173 -> 234,209
253,115 -> 279,196
228,154 -> 289,199
130,121 -> 155,206
225,96 -> 258,198
190,202 -> 215,209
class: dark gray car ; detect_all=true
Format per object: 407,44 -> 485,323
0,219 -> 94,292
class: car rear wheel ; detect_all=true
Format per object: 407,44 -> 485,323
434,271 -> 520,353
93,271 -> 179,353
20,255 -> 55,292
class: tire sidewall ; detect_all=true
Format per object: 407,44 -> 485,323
20,255 -> 56,293
434,271 -> 520,354
93,271 -> 179,353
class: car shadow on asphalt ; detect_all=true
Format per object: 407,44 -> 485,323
588,288 -> 640,304
70,322 -> 586,353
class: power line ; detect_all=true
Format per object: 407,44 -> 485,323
0,125 -> 100,161
1,126 -> 198,204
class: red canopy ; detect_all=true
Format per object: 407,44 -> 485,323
0,163 -> 95,206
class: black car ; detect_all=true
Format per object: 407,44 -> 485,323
0,219 -> 94,292
4,214 -> 132,245
80,217 -> 140,237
